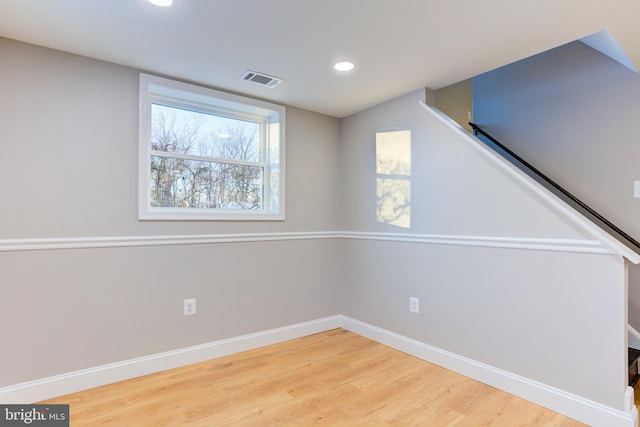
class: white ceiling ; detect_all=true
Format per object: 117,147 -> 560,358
1,0 -> 639,118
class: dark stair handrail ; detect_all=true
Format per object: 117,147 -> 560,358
469,122 -> 640,253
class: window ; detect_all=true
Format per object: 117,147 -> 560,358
138,74 -> 285,220
376,130 -> 411,229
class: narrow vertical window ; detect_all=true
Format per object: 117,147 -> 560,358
376,130 -> 411,229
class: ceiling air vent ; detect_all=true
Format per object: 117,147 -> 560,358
240,70 -> 283,88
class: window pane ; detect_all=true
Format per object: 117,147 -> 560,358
150,156 -> 263,210
151,104 -> 260,162
376,130 -> 411,229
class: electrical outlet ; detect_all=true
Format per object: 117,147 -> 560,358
184,298 -> 196,316
409,297 -> 419,314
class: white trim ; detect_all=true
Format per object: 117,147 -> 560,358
0,232 -> 340,252
341,231 -> 613,255
0,315 -> 342,404
342,316 -> 638,427
420,101 -> 640,264
1,315 -> 636,427
0,231 -> 614,254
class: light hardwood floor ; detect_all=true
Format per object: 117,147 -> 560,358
40,329 -> 585,426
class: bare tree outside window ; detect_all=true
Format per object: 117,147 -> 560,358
149,104 -> 264,210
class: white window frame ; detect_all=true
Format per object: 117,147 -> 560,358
138,73 -> 285,221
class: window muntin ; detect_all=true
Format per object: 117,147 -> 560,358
139,74 -> 285,220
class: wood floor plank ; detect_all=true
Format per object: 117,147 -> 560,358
40,329 -> 586,426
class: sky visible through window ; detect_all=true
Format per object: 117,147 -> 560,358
151,104 -> 260,160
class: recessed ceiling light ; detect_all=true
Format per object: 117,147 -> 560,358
334,61 -> 355,72
148,0 -> 173,6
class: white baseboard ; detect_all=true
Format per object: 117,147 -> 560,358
342,316 -> 638,427
0,315 -> 342,404
2,314 -> 637,427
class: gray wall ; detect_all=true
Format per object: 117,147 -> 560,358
472,41 -> 640,330
340,89 -> 627,409
1,35 -> 631,412
0,38 -> 342,386
0,39 -> 341,237
340,89 -> 587,239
